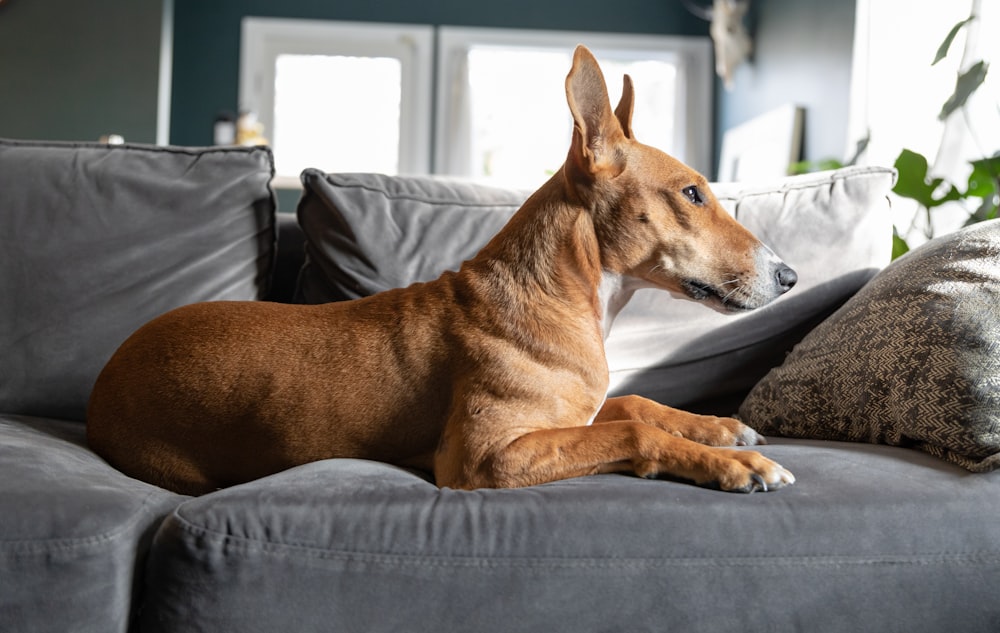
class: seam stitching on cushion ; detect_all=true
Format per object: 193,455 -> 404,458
0,491 -> 172,553
164,512 -> 1000,567
0,138 -> 273,162
329,185 -> 525,209
714,165 -> 896,203
323,178 -> 528,208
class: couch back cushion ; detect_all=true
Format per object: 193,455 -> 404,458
0,140 -> 276,421
296,167 -> 895,412
296,170 -> 527,303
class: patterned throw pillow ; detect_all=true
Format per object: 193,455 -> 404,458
739,220 -> 1000,472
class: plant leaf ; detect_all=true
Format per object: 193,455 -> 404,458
892,149 -> 962,208
965,154 -> 1000,197
939,60 -> 989,120
934,16 -> 976,65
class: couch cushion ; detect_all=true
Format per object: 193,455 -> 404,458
296,169 -> 527,302
740,220 -> 1000,472
0,140 -> 276,421
0,414 -> 185,633
141,442 -> 1000,633
295,167 -> 894,411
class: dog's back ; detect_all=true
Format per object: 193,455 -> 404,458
88,289 -> 458,494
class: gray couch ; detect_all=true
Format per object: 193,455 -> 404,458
2,139 -> 999,633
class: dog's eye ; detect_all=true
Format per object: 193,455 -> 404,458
682,185 -> 704,206
682,186 -> 703,204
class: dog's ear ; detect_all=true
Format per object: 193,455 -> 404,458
565,45 -> 627,180
614,75 -> 635,140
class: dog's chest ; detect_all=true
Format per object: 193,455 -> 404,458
597,270 -> 639,340
584,397 -> 606,426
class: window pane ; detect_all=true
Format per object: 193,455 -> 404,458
273,54 -> 402,178
463,47 -> 678,188
466,48 -> 571,188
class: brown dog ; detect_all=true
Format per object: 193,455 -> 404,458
87,46 -> 797,496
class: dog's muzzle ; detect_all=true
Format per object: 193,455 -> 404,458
682,258 -> 797,313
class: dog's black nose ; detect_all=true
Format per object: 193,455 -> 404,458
775,265 -> 797,292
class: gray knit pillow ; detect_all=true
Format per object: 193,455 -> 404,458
740,220 -> 1000,472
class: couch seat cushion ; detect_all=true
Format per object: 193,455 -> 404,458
0,414 -> 185,633
142,442 -> 1000,633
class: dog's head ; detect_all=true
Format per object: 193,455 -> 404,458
564,46 -> 796,313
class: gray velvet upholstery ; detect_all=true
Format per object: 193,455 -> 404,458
2,144 -> 999,633
0,139 -> 275,422
0,140 -> 272,632
0,414 -> 185,633
296,169 -> 527,302
141,441 -> 1000,633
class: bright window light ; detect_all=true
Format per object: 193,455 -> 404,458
240,18 -> 433,186
466,48 -> 569,187
240,20 -> 711,188
461,47 -> 679,188
436,28 -> 710,188
849,0 -> 1000,241
273,54 -> 402,177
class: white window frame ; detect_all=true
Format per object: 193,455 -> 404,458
435,27 -> 713,177
239,19 -> 712,185
239,17 -> 434,187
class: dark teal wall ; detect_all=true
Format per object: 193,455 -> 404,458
0,0 -> 163,143
0,0 -> 854,174
169,0 -> 708,146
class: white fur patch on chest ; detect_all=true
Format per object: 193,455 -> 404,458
597,270 -> 639,340
584,396 -> 607,426
589,270 -> 639,426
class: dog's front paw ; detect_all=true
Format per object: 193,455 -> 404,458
709,449 -> 795,493
682,415 -> 766,448
727,419 -> 767,447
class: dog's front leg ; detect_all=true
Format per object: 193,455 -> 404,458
595,395 -> 765,447
445,422 -> 793,492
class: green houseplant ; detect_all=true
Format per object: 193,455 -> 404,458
891,14 -> 1000,258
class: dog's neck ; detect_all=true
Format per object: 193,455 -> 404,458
471,176 -> 637,341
